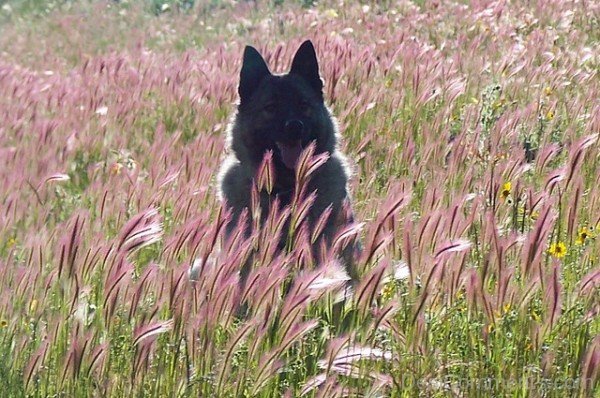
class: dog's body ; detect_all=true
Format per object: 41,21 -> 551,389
218,40 -> 356,276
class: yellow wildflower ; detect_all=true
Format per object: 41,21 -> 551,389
494,303 -> 512,319
548,242 -> 567,258
381,281 -> 396,301
500,182 -> 511,201
544,87 -> 553,96
545,110 -> 555,120
0,319 -> 7,328
576,226 -> 595,245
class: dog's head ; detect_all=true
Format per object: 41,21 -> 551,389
230,40 -> 338,171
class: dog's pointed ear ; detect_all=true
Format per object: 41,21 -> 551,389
290,40 -> 323,96
239,46 -> 271,103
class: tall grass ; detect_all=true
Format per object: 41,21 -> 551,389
0,1 -> 599,396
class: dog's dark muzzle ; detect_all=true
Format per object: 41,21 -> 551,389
275,119 -> 306,169
284,119 -> 304,137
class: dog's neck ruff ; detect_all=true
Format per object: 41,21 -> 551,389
273,187 -> 293,204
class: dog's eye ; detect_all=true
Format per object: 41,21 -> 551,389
262,104 -> 277,115
299,100 -> 311,113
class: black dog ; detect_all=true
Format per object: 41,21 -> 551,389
218,40 -> 358,279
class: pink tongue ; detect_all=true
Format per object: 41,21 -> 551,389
276,141 -> 303,169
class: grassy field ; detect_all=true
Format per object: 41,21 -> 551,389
0,0 -> 599,396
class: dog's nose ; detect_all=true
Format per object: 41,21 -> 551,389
284,119 -> 304,136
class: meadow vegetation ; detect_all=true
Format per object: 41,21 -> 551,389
0,1 -> 599,396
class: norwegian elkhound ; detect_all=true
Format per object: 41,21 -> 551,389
218,40 -> 358,279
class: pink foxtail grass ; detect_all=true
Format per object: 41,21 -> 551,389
0,1 -> 599,396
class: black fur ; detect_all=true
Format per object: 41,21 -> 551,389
218,40 -> 357,278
